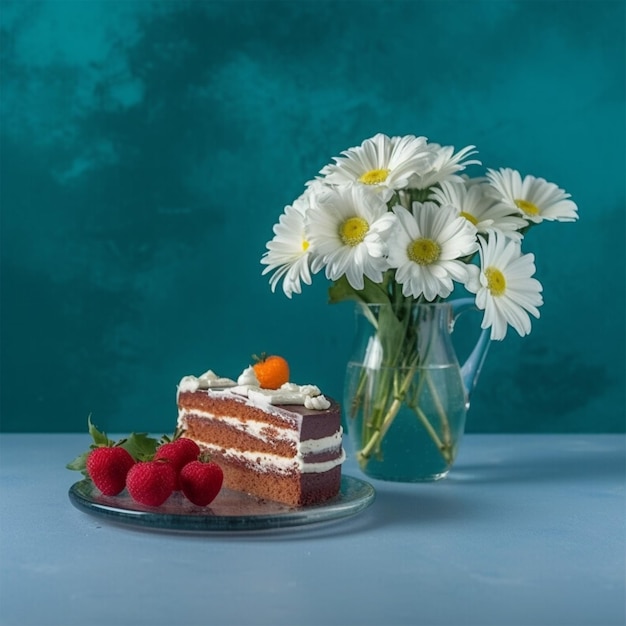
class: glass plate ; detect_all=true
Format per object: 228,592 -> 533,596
68,475 -> 375,533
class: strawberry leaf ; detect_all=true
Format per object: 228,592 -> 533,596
67,416 -> 169,475
87,415 -> 114,447
120,432 -> 160,461
159,426 -> 187,444
67,415 -> 111,475
66,451 -> 90,476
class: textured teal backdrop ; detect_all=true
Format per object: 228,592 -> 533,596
1,0 -> 624,433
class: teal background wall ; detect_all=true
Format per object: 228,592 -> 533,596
1,0 -> 624,434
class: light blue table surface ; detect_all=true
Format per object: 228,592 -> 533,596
0,433 -> 624,626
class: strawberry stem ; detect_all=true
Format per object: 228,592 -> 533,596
198,450 -> 213,464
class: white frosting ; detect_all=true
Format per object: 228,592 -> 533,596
304,394 -> 331,410
178,375 -> 200,393
196,442 -> 346,475
178,367 -> 332,412
299,429 -> 343,454
198,370 -> 237,388
234,374 -> 330,410
298,384 -> 322,397
237,366 -> 259,386
178,371 -> 236,399
247,388 -> 314,406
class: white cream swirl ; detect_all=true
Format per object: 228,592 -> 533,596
198,370 -> 237,388
304,394 -> 331,410
237,366 -> 260,386
178,375 -> 200,393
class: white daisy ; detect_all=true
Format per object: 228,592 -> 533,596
387,201 -> 478,301
318,133 -> 431,194
466,231 -> 544,340
305,185 -> 396,290
486,167 -> 579,223
408,143 -> 481,190
430,180 -> 528,241
261,191 -> 321,298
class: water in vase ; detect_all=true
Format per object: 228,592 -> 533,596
344,362 -> 468,482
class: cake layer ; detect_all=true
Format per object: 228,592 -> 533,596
178,411 -> 344,474
202,446 -> 342,507
178,390 -> 340,439
180,409 -> 298,459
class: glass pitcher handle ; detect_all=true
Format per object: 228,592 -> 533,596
451,298 -> 491,397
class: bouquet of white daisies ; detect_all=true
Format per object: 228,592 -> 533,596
260,133 -> 578,471
261,133 -> 578,341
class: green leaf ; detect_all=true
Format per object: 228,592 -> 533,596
67,414 -> 112,475
161,426 -> 185,444
66,451 -> 90,476
120,432 -> 160,462
67,416 -> 163,475
328,275 -> 391,306
87,414 -> 114,448
376,303 -> 414,366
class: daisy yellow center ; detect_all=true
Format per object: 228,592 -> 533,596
515,199 -> 540,216
302,240 -> 310,252
340,216 -> 369,246
460,211 -> 478,226
359,168 -> 390,185
407,238 -> 441,265
485,267 -> 506,296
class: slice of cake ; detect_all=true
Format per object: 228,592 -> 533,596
176,368 -> 345,507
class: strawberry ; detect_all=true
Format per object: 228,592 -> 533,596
252,353 -> 290,389
67,416 -> 160,481
154,438 -> 200,489
126,460 -> 177,507
179,457 -> 224,506
86,446 -> 135,496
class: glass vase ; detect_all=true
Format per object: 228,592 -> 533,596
344,299 -> 490,482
